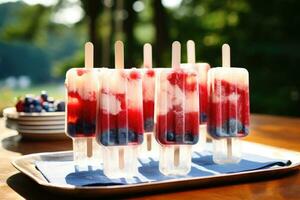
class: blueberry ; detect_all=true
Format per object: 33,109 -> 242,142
137,134 -> 143,144
42,102 -> 49,111
100,131 -> 109,146
144,118 -> 154,132
175,134 -> 183,143
118,128 -> 128,145
41,91 -> 48,101
128,130 -> 138,143
67,123 -> 77,137
47,103 -> 55,112
82,122 -> 95,135
29,104 -> 35,113
200,112 -> 207,123
34,105 -> 42,112
109,129 -> 117,144
101,129 -> 118,146
242,125 -> 250,135
32,98 -> 41,106
23,106 -> 30,113
166,131 -> 175,141
56,101 -> 65,112
184,133 -> 194,142
208,126 -> 222,138
222,119 -> 243,136
24,95 -> 34,106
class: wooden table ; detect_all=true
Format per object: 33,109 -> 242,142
1,114 -> 300,199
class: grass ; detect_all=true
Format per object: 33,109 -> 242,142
0,83 -> 65,115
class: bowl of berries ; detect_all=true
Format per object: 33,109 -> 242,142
3,91 -> 67,140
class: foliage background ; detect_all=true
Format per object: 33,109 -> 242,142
0,0 -> 299,116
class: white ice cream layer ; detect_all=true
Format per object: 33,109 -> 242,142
143,75 -> 155,101
208,67 -> 249,103
156,71 -> 199,115
100,93 -> 122,115
99,68 -> 143,115
66,68 -> 98,101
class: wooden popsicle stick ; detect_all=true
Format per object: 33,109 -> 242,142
85,42 -> 94,68
227,138 -> 233,160
119,147 -> 125,170
84,42 -> 94,157
143,43 -> 152,68
144,43 -> 152,151
172,42 -> 181,165
187,40 -> 196,64
115,40 -> 124,69
174,146 -> 180,167
222,43 -> 230,68
115,40 -> 125,168
222,43 -> 233,160
87,138 -> 93,158
147,134 -> 152,151
172,41 -> 181,70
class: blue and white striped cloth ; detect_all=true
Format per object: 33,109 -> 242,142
36,147 -> 290,187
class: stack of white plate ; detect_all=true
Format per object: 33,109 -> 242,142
3,107 -> 68,140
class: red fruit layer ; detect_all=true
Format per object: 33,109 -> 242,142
76,69 -> 87,76
67,91 -> 97,135
156,111 -> 199,144
207,80 -> 250,127
129,70 -> 141,80
146,69 -> 155,77
143,100 -> 154,121
98,109 -> 143,135
167,70 -> 197,92
199,83 -> 208,124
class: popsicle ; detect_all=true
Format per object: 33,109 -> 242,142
139,43 -> 158,155
155,41 -> 199,175
181,40 -> 210,152
96,41 -> 144,178
65,42 -> 101,165
207,44 -> 250,164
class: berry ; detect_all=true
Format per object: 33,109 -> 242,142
40,91 -> 48,101
16,99 -> 24,112
77,69 -> 86,76
184,133 -> 194,142
146,69 -> 155,77
56,101 -> 65,112
42,102 -> 50,112
101,129 -> 117,146
208,126 -> 222,138
222,118 -> 243,136
137,134 -> 143,144
118,128 -> 128,145
166,131 -> 175,141
24,95 -> 34,106
242,126 -> 250,135
32,98 -> 41,106
47,105 -> 55,112
175,134 -> 183,142
144,118 -> 154,132
23,106 -> 30,113
29,104 -> 35,113
129,70 -> 141,80
67,123 -> 76,137
82,122 -> 95,134
200,112 -> 207,123
34,105 -> 42,112
128,130 -> 138,143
